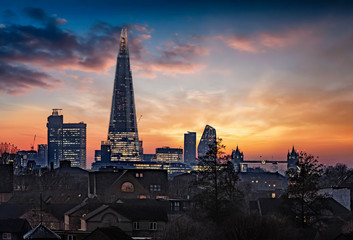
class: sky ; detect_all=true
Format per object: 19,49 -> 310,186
1,0 -> 353,168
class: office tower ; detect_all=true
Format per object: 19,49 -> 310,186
100,141 -> 111,163
62,123 -> 86,168
107,28 -> 141,161
47,109 -> 86,169
37,144 -> 48,167
184,131 -> 196,164
47,109 -> 63,168
156,147 -> 183,163
95,150 -> 101,162
197,125 -> 216,158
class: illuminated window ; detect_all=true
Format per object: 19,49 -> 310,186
271,193 -> 276,198
121,182 -> 134,192
135,173 -> 143,178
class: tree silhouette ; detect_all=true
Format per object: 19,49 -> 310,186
193,138 -> 242,223
285,152 -> 324,228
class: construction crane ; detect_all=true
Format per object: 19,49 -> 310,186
30,135 -> 36,150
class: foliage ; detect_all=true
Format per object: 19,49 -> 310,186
285,152 -> 324,228
193,138 -> 242,223
164,215 -> 218,240
221,214 -> 301,240
320,163 -> 350,188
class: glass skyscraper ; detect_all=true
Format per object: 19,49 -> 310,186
47,109 -> 86,168
107,28 -> 141,161
184,131 -> 196,164
197,125 -> 216,158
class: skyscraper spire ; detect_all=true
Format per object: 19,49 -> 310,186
108,27 -> 141,161
119,28 -> 128,55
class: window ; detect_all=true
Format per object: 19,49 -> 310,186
3,233 -> 12,240
68,235 -> 76,240
135,173 -> 143,178
171,201 -> 180,211
121,182 -> 134,192
133,222 -> 140,230
150,222 -> 157,230
150,184 -> 161,192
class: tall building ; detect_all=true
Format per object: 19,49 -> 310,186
62,123 -> 87,168
37,144 -> 48,167
156,147 -> 183,163
47,109 -> 86,169
184,131 -> 196,164
47,109 -> 63,168
107,28 -> 141,161
197,125 -> 216,158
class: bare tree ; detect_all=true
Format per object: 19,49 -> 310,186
285,152 -> 324,228
193,138 -> 242,223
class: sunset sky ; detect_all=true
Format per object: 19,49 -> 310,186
1,0 -> 353,168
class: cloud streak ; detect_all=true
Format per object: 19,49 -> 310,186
0,62 -> 60,95
218,28 -> 313,53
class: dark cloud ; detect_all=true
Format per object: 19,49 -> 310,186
0,16 -> 147,70
2,9 -> 16,22
23,7 -> 67,26
0,9 -> 151,94
0,7 -> 207,93
23,8 -> 47,22
0,61 -> 60,95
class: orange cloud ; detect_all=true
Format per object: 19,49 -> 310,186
138,34 -> 151,40
218,28 -> 313,53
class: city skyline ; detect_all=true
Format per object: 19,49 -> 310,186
1,1 -> 353,167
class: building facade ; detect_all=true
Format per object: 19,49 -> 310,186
107,28 -> 141,161
197,125 -> 216,158
156,147 -> 183,163
37,144 -> 48,167
184,132 -> 196,164
47,109 -> 86,169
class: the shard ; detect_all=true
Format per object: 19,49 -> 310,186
108,28 -> 141,161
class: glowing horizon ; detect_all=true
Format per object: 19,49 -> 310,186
1,1 -> 353,168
